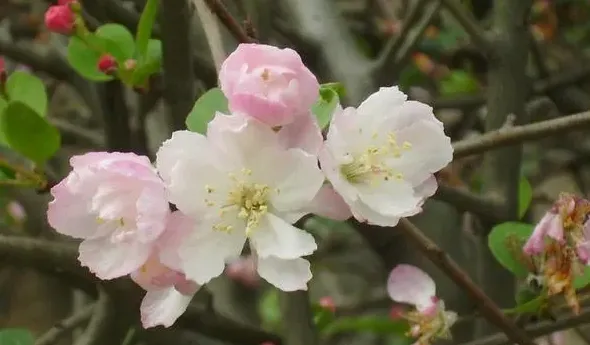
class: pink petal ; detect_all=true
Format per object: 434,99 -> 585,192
306,184 -> 352,221
523,212 -> 562,255
158,211 -> 197,271
47,178 -> 97,239
78,237 -> 152,280
387,264 -> 436,312
278,111 -> 323,155
140,288 -> 195,328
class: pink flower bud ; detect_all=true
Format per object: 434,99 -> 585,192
389,305 -> 404,319
7,201 -> 26,223
97,54 -> 117,74
44,5 -> 75,35
319,296 -> 336,313
0,57 -> 4,74
124,59 -> 137,71
58,0 -> 76,5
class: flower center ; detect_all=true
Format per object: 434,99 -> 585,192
206,168 -> 271,236
96,216 -> 134,242
340,132 -> 412,185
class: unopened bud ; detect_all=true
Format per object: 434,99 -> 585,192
389,305 -> 404,320
44,5 -> 75,35
319,296 -> 336,313
97,54 -> 117,74
124,59 -> 137,71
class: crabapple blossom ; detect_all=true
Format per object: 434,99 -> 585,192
208,111 -> 351,221
131,211 -> 200,328
387,264 -> 457,345
47,152 -> 169,280
319,86 -> 453,226
522,193 -> 590,314
219,43 -> 319,127
156,114 -> 324,291
44,4 -> 75,35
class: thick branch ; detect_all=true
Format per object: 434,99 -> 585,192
397,219 -> 535,345
100,81 -> 133,151
279,291 -> 318,345
202,0 -> 255,43
160,0 -> 197,131
34,303 -> 95,345
453,110 -> 590,159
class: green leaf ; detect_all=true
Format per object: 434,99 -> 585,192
185,88 -> 229,134
67,36 -> 114,82
136,0 -> 159,60
505,293 -> 545,314
311,303 -> 336,331
518,177 -> 533,219
95,24 -> 136,63
5,72 -> 47,117
311,87 -> 339,130
322,316 -> 409,337
1,102 -> 60,164
0,328 -> 34,345
488,222 -> 534,278
320,82 -> 346,99
439,70 -> 479,96
131,39 -> 162,85
574,266 -> 590,289
0,97 -> 8,145
259,289 -> 281,331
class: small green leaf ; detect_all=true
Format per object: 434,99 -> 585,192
5,71 -> 47,117
320,82 -> 346,99
439,70 -> 479,96
311,303 -> 336,331
312,88 -> 339,130
131,39 -> 162,85
95,24 -> 136,63
67,36 -> 114,81
488,222 -> 534,278
1,102 -> 60,164
518,177 -> 533,219
0,97 -> 7,144
0,328 -> 34,345
322,316 -> 409,337
574,266 -> 590,289
505,293 -> 545,314
186,88 -> 229,134
259,289 -> 281,331
136,0 -> 159,60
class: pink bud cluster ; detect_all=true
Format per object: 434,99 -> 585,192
44,0 -> 77,35
47,43 -> 453,328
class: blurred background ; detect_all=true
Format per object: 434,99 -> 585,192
1,0 -> 590,344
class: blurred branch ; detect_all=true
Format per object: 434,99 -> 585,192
279,290 -> 318,345
0,38 -> 73,81
439,0 -> 491,55
49,118 -> 105,148
461,307 -> 590,345
202,0 -> 256,43
433,184 -> 506,221
34,303 -> 95,345
397,219 -> 535,345
160,0 -> 197,131
74,289 -> 113,345
100,81 -> 133,151
452,110 -> 590,159
192,0 -> 227,71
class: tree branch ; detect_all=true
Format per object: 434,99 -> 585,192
439,0 -> 492,55
100,81 -> 133,151
160,0 -> 197,131
34,303 -> 95,345
460,307 -> 590,345
202,0 -> 256,43
397,219 -> 535,345
433,184 -> 506,221
278,290 -> 318,345
74,289 -> 114,345
0,38 -> 73,81
452,110 -> 590,159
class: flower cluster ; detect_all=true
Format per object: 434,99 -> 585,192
522,193 -> 590,314
47,43 -> 453,328
388,265 -> 457,345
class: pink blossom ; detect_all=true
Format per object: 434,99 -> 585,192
387,264 -> 437,314
225,255 -> 260,288
6,201 -> 26,223
47,152 -> 170,280
131,212 -> 199,328
319,296 -> 336,313
45,5 -> 75,35
219,43 -> 319,127
523,212 -> 564,255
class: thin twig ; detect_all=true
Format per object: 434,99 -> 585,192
452,110 -> 590,159
397,219 -> 535,345
35,303 -> 95,345
439,0 -> 492,55
433,184 -> 506,221
49,118 -> 105,147
202,0 -> 256,43
460,307 -> 590,345
74,289 -> 112,345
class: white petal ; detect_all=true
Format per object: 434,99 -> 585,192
156,130 -> 211,183
78,237 -> 151,280
253,148 -> 323,213
357,86 -> 408,120
357,178 -> 422,217
387,264 -> 436,311
257,256 -> 312,291
140,288 -> 195,328
414,176 -> 438,199
318,146 -> 359,203
250,213 -> 317,259
179,225 -> 246,285
349,199 -> 401,226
